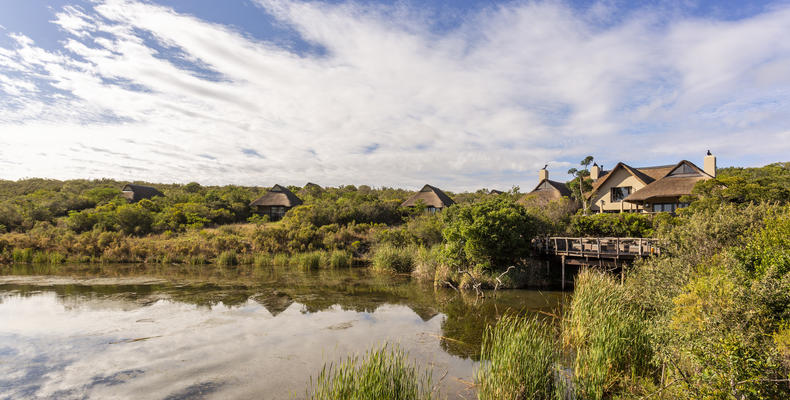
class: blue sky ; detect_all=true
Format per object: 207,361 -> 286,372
0,0 -> 789,190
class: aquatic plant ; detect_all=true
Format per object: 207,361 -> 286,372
307,344 -> 434,400
295,251 -> 322,269
477,314 -> 558,400
328,250 -> 352,268
253,253 -> 272,267
562,269 -> 651,400
12,248 -> 33,263
371,245 -> 415,273
216,250 -> 238,266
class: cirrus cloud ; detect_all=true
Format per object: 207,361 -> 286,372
0,0 -> 788,190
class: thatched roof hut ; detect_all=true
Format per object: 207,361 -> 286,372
121,184 -> 164,202
250,184 -> 303,208
401,184 -> 455,210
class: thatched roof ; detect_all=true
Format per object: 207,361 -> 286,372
401,184 -> 455,208
489,189 -> 505,195
625,160 -> 711,203
121,184 -> 164,202
297,182 -> 323,197
250,184 -> 303,207
520,179 -> 572,203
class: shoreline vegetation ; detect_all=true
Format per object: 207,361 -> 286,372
2,162 -> 790,398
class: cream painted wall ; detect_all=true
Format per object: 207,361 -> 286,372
589,168 -> 647,212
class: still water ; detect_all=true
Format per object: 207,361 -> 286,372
0,264 -> 563,399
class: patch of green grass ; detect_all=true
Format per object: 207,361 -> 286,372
216,250 -> 238,266
563,269 -> 652,400
186,255 -> 208,265
272,253 -> 290,266
372,245 -> 415,273
307,344 -> 434,400
295,251 -> 322,269
328,250 -> 353,268
477,314 -> 558,400
12,248 -> 33,263
253,253 -> 272,267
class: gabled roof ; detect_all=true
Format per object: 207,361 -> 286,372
401,184 -> 455,208
588,162 -> 655,199
531,179 -> 572,197
624,160 -> 712,203
519,178 -> 573,204
250,184 -> 303,207
121,184 -> 164,202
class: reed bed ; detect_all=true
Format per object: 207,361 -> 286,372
307,344 -> 434,400
371,245 -> 415,273
562,269 -> 652,400
477,314 -> 559,400
216,250 -> 239,266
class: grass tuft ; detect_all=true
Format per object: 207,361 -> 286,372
477,314 -> 558,399
307,344 -> 434,400
372,245 -> 415,273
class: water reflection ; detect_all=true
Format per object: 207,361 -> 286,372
0,264 -> 563,399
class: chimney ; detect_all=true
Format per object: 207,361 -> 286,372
539,168 -> 549,181
704,150 -> 716,178
590,163 -> 601,180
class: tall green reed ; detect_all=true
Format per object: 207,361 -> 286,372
307,344 -> 434,400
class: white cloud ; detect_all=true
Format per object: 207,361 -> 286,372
0,0 -> 788,190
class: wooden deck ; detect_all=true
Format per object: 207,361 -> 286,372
534,237 -> 661,259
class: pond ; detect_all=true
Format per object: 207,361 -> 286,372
0,264 -> 564,399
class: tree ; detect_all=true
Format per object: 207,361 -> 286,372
568,156 -> 594,215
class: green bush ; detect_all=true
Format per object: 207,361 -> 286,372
372,245 -> 415,273
307,344 -> 433,400
477,315 -> 558,399
568,213 -> 654,237
441,196 -> 539,271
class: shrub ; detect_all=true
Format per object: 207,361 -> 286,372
372,245 -> 415,273
307,344 -> 433,400
477,315 -> 558,400
441,197 -> 539,271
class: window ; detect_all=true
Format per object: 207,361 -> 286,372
270,206 -> 286,219
669,163 -> 697,176
610,186 -> 632,202
653,203 -> 681,213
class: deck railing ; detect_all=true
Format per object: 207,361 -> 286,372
534,237 -> 661,258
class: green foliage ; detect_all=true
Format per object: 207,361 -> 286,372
216,250 -> 238,266
441,196 -> 539,271
307,344 -> 433,400
477,315 -> 558,399
568,213 -> 654,237
563,270 -> 652,400
372,245 -> 415,273
328,250 -> 353,268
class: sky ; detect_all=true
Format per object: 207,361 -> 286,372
0,0 -> 789,191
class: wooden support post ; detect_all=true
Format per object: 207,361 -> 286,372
616,238 -> 620,258
596,238 -> 600,258
546,259 -> 550,274
638,238 -> 643,257
561,255 -> 566,290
